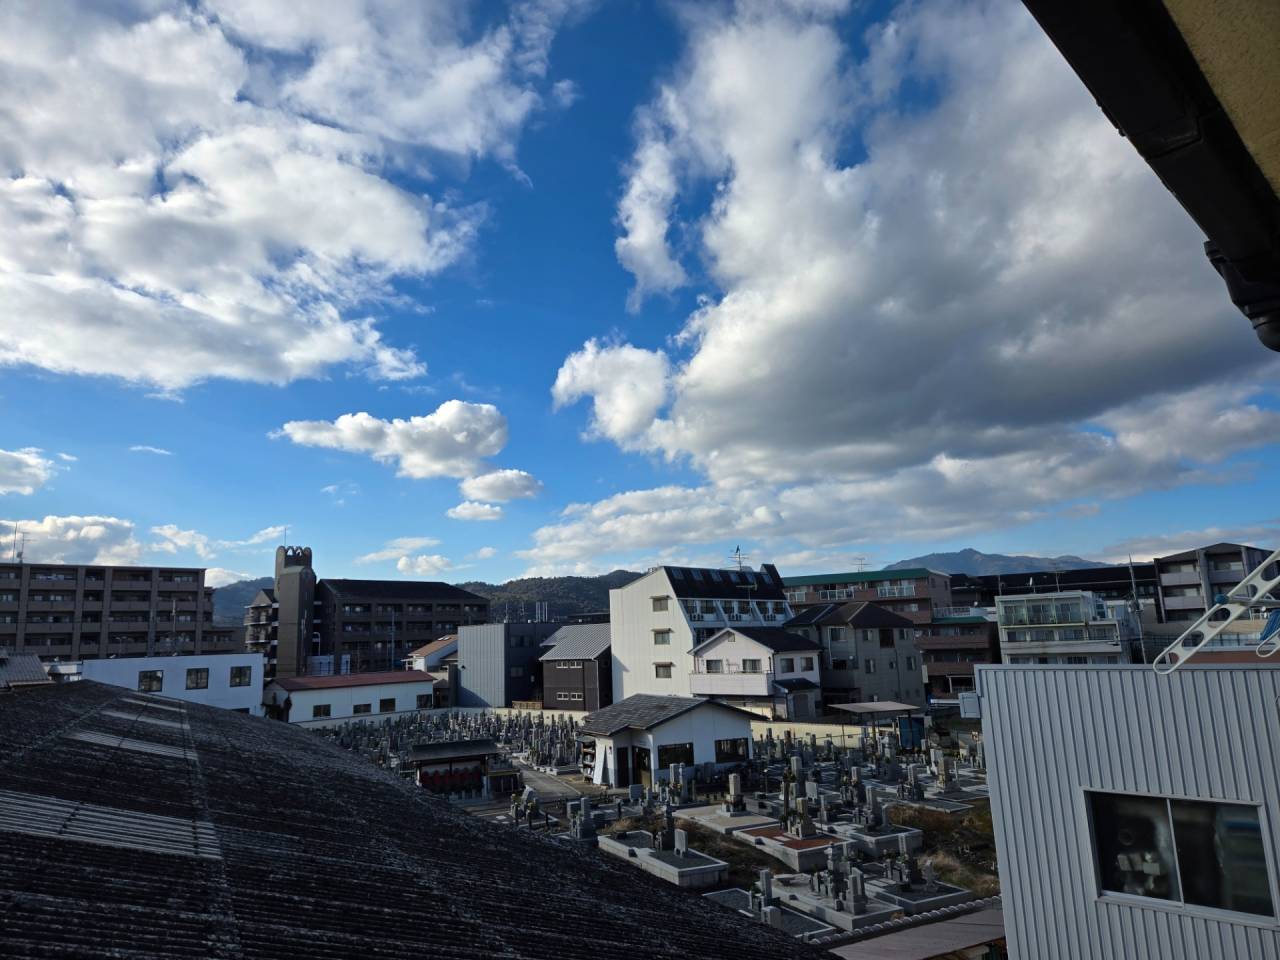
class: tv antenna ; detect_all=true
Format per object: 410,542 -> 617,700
728,546 -> 750,571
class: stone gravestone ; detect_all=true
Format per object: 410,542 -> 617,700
673,828 -> 688,858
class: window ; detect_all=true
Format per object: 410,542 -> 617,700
570,691 -> 584,701
715,737 -> 749,763
779,657 -> 795,672
741,658 -> 762,673
1089,791 -> 1273,917
653,629 -> 672,645
417,694 -> 432,709
831,658 -> 849,670
657,742 -> 695,768
865,659 -> 877,674
878,628 -> 895,648
557,692 -> 570,701
905,656 -> 915,670
229,665 -> 252,687
137,670 -> 163,692
509,666 -> 525,677
312,704 -> 331,718
801,657 -> 815,671
704,659 -> 723,673
654,662 -> 673,679
185,668 -> 209,690
651,596 -> 669,612
353,703 -> 371,715
827,626 -> 845,644
379,697 -> 396,713
556,659 -> 582,669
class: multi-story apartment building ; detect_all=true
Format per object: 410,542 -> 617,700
781,568 -> 952,624
246,546 -> 489,681
1154,541 -> 1274,623
910,610 -> 1000,698
609,564 -> 793,702
950,563 -> 1160,611
996,590 -> 1141,665
784,602 -> 927,707
0,561 -> 237,661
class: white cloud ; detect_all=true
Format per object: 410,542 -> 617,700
552,339 -> 670,447
356,536 -> 442,564
0,448 -> 56,495
0,515 -> 141,564
205,567 -> 252,587
469,545 -> 499,560
130,445 -> 173,456
460,468 -> 542,502
275,400 -> 508,479
150,522 -> 287,559
0,2 -> 578,390
57,452 -> 78,462
1096,522 -> 1280,564
539,0 -> 1280,572
396,553 -> 456,576
448,501 -> 503,521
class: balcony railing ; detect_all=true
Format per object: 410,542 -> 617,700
876,585 -> 916,598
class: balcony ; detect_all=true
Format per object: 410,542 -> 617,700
1164,595 -> 1207,611
689,669 -> 773,697
876,585 -> 917,599
1160,570 -> 1201,587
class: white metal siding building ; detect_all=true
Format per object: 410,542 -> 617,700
80,653 -> 265,715
264,670 -> 435,727
978,664 -> 1280,959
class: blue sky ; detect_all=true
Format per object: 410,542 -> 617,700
2,0 -> 1278,587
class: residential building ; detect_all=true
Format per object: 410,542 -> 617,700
911,611 -> 1000,699
0,560 -> 236,662
456,621 -> 559,708
609,564 -> 792,703
978,664 -> 1280,959
404,635 -> 458,672
996,591 -> 1141,665
1155,541 -> 1275,623
0,681 -> 811,960
76,652 -> 265,715
579,694 -> 756,789
688,626 -> 821,719
949,563 -> 1160,611
263,670 -> 435,725
781,568 -> 952,624
245,546 -> 489,681
538,623 -> 612,712
785,602 -> 928,708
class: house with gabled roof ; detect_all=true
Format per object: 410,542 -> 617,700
687,626 -> 822,719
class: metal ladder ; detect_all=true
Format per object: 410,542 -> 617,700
1154,548 -> 1280,674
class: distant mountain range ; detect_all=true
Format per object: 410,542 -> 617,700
885,548 -> 1108,576
210,570 -> 642,623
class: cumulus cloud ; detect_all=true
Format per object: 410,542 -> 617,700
275,400 -> 509,479
538,0 -> 1280,572
205,567 -> 252,587
552,339 -> 670,447
130,445 -> 173,456
469,545 -> 499,560
0,515 -> 142,564
460,468 -> 542,502
397,553 -> 456,576
448,501 -> 503,521
150,523 -> 287,559
0,1 -> 580,390
0,449 -> 57,495
356,536 -> 442,564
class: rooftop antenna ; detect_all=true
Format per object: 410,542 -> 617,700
728,546 -> 751,571
854,556 -> 868,572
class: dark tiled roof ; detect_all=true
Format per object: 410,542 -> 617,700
0,653 -> 51,688
578,694 -> 756,737
0,682 -> 816,960
272,670 -> 433,691
660,563 -> 787,601
405,739 -> 500,764
320,579 -> 488,603
724,627 -> 821,653
248,588 -> 275,605
785,601 -> 915,630
773,678 -> 819,692
538,623 -> 611,661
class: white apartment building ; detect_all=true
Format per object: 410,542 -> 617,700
688,626 -> 822,719
78,652 -> 265,715
609,564 -> 794,702
997,591 -> 1140,665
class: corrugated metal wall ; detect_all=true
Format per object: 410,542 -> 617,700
978,664 -> 1280,959
457,624 -> 506,708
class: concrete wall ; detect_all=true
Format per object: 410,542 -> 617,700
83,652 -> 265,715
979,664 -> 1280,960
